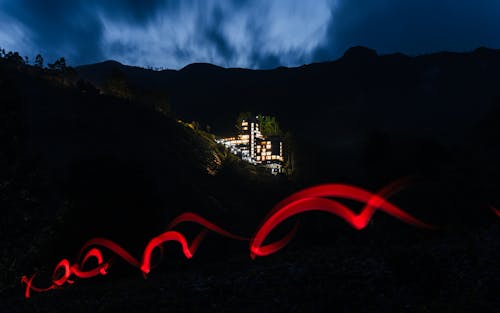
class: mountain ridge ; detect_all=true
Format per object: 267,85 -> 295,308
76,46 -> 500,142
77,45 -> 500,73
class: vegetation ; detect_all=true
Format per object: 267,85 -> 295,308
34,54 -> 43,68
0,49 -> 173,117
257,114 -> 282,137
2,50 -> 25,65
235,111 -> 252,132
47,57 -> 68,71
235,112 -> 282,137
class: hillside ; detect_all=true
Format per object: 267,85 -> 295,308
77,46 -> 500,142
76,46 -> 500,212
0,57 -> 292,293
2,48 -> 500,312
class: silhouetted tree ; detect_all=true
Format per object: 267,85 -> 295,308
48,57 -> 67,71
235,112 -> 252,131
5,51 -> 24,65
34,54 -> 44,68
257,115 -> 282,136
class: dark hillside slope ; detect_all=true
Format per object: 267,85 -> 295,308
77,46 -> 500,144
0,60 -> 291,277
77,47 -> 500,215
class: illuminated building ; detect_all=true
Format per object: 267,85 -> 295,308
216,117 -> 284,174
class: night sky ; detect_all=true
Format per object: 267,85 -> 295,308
1,0 -> 500,69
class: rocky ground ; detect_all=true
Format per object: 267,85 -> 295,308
2,223 -> 499,313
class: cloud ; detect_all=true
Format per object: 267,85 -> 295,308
1,0 -> 500,68
1,0 -> 104,64
313,0 -> 500,61
98,0 -> 331,69
0,11 -> 32,54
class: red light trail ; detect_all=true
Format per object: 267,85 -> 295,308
492,206 -> 500,218
21,181 -> 433,298
249,178 -> 434,258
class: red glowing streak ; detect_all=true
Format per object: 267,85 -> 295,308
72,248 -> 109,278
21,247 -> 110,298
21,213 -> 247,297
141,231 -> 192,275
492,206 -> 500,218
140,212 -> 248,274
249,181 -> 433,258
21,274 -> 57,299
21,180 -> 433,298
166,212 -> 248,240
77,238 -> 140,268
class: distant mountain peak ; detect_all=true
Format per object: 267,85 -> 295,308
101,60 -> 123,66
472,46 -> 500,56
341,46 -> 378,61
180,62 -> 224,72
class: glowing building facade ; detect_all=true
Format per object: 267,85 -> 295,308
216,117 -> 284,174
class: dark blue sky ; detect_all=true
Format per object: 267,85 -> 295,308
1,0 -> 499,69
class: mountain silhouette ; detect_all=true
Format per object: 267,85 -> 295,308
77,46 -> 500,143
76,46 -> 500,185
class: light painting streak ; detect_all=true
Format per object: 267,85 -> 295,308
492,206 -> 500,218
21,181 -> 433,298
249,181 -> 433,258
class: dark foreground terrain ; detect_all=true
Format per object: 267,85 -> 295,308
3,223 -> 500,313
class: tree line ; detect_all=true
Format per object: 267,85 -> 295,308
0,48 -> 69,71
